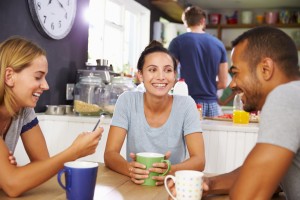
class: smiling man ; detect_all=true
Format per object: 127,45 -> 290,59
167,26 -> 300,200
226,26 -> 300,199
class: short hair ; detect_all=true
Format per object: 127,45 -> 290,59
182,6 -> 206,27
0,36 -> 46,116
231,26 -> 299,76
137,40 -> 177,72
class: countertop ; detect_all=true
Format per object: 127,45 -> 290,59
36,113 -> 259,133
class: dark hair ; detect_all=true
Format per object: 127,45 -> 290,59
137,40 -> 177,71
231,26 -> 299,77
182,6 -> 206,27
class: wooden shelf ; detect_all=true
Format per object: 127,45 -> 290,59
151,0 -> 183,22
206,23 -> 300,51
206,23 -> 300,29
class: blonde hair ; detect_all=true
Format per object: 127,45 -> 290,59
0,36 -> 46,116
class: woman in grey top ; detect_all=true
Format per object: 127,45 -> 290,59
0,36 -> 102,197
104,41 -> 205,185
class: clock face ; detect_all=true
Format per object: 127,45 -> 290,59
28,0 -> 77,40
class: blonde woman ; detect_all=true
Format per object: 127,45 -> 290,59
0,36 -> 102,197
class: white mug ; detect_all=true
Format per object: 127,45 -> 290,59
164,170 -> 204,200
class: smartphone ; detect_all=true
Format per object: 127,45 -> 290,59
92,115 -> 104,131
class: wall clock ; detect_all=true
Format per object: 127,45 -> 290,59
28,0 -> 77,40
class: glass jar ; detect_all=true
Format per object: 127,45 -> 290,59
103,76 -> 136,114
74,75 -> 109,116
233,94 -> 250,124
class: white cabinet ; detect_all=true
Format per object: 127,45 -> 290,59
14,114 -> 126,166
201,120 -> 259,174
14,115 -> 258,174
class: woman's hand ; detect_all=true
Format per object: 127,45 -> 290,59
150,151 -> 171,186
70,127 -> 103,159
8,151 -> 17,165
128,153 -> 149,184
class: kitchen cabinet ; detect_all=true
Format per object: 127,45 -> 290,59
14,114 -> 127,166
201,120 -> 258,174
206,23 -> 300,50
14,115 -> 258,174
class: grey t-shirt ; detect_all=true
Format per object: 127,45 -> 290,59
257,81 -> 300,200
5,108 -> 38,153
111,91 -> 202,164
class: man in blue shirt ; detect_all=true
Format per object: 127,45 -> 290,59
169,6 -> 228,117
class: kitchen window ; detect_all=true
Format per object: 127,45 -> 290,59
87,0 -> 150,75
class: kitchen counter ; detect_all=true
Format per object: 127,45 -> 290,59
15,114 -> 259,174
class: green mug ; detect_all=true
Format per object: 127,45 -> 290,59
136,152 -> 171,186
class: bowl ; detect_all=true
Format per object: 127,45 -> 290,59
45,105 -> 66,115
226,17 -> 238,24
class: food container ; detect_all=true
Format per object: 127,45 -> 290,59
279,10 -> 290,24
65,105 -> 74,115
256,15 -> 264,24
226,11 -> 238,24
74,75 -> 109,116
265,11 -> 278,24
241,11 -> 253,24
226,18 -> 237,24
209,13 -> 222,25
103,76 -> 136,114
45,105 -> 66,115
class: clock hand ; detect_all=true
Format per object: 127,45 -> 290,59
56,0 -> 66,12
48,0 -> 52,5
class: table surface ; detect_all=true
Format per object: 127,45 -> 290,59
0,163 -> 286,200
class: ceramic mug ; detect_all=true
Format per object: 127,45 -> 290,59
136,152 -> 171,186
57,161 -> 98,200
164,170 -> 204,200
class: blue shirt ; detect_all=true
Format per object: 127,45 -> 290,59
169,32 -> 227,102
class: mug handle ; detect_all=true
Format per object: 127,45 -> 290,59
161,160 -> 171,176
57,168 -> 71,191
164,175 -> 177,200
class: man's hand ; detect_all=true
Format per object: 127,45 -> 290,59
167,179 -> 176,200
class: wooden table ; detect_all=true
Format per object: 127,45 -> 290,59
0,163 -> 286,200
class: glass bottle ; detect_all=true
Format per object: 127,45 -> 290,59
196,103 -> 203,120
